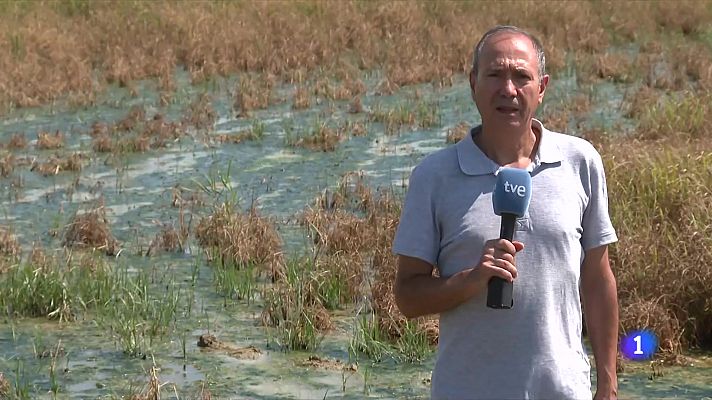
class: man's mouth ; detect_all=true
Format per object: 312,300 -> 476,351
496,106 -> 519,113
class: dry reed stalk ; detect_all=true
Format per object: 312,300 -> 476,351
216,132 -> 252,144
0,153 -> 15,177
260,259 -> 335,333
348,97 -> 363,114
146,224 -> 182,257
90,122 -> 110,137
195,203 -> 283,278
595,52 -> 636,83
31,153 -> 83,176
375,77 -> 399,96
0,372 -> 8,397
199,383 -> 211,400
117,106 -> 146,132
619,298 -> 683,357
146,363 -> 161,400
291,122 -> 343,152
446,122 -> 470,144
302,208 -> 369,255
63,206 -> 119,256
171,186 -> 204,208
7,133 -> 27,149
0,226 -> 21,260
36,131 -> 65,150
63,153 -> 83,171
622,85 -> 659,119
233,73 -> 275,117
28,245 -> 53,271
183,94 -> 217,132
143,114 -> 184,142
31,157 -> 62,176
92,134 -> 114,153
292,85 -> 311,110
348,121 -> 367,137
315,77 -> 366,101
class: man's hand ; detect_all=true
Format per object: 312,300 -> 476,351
394,239 -> 524,318
467,238 -> 525,291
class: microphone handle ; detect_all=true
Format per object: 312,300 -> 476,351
487,213 -> 517,309
499,213 -> 516,241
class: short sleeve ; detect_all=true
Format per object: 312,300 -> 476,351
392,163 -> 440,266
581,150 -> 618,251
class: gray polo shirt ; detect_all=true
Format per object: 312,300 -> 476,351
393,120 -> 617,400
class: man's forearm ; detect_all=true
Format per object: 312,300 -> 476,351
394,269 -> 481,318
582,272 -> 619,392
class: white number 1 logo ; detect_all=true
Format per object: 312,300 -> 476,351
633,335 -> 644,355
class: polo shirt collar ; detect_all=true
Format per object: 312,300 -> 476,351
456,119 -> 563,176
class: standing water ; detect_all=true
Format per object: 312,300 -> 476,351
0,69 -> 710,399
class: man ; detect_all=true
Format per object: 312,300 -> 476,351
392,26 -> 619,400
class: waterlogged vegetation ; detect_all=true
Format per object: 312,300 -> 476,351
1,1 -> 712,398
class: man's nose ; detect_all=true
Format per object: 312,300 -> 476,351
500,78 -> 517,97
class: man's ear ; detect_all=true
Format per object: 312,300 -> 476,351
538,74 -> 550,103
469,69 -> 477,101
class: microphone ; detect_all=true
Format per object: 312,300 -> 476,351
487,167 -> 532,309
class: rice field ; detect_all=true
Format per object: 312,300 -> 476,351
1,1 -> 712,399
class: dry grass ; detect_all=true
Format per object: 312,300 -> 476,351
445,122 -> 470,144
183,94 -> 217,132
63,204 -> 119,256
91,108 -> 186,153
314,77 -> 367,101
600,136 -> 712,353
128,361 -> 163,400
292,85 -> 311,110
7,133 -> 27,149
117,106 -> 146,132
368,100 -> 440,135
595,52 -> 638,83
300,171 -> 437,344
233,73 -> 276,117
348,96 -> 363,114
195,203 -> 283,278
622,85 -> 660,119
261,258 -> 335,333
2,2 -> 710,112
344,120 -> 368,137
36,130 -> 65,150
0,226 -> 21,268
0,372 -> 8,398
287,118 -> 344,152
146,224 -> 183,257
0,153 -> 14,177
31,153 -> 84,176
637,89 -> 712,141
171,185 -> 204,209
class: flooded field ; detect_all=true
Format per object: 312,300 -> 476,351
0,64 -> 711,400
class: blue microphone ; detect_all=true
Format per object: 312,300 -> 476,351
487,167 -> 532,309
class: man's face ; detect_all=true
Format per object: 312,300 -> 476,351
470,32 -> 549,130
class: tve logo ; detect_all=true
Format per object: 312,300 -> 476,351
492,167 -> 532,217
504,181 -> 526,197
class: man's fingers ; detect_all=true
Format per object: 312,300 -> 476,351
512,241 -> 525,252
493,259 -> 517,280
495,239 -> 517,255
